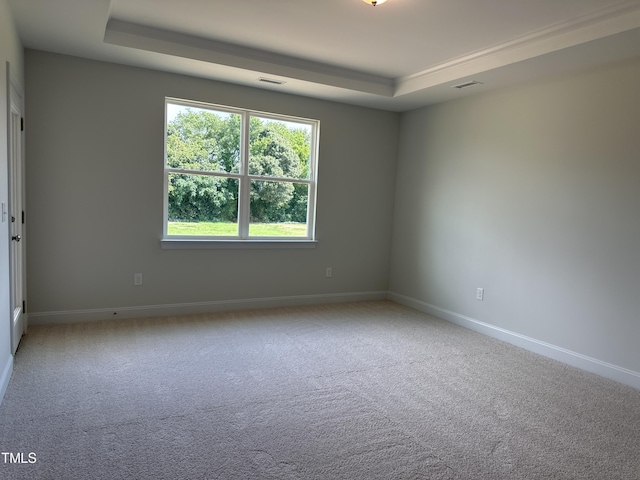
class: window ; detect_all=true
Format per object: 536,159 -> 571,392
163,98 -> 319,245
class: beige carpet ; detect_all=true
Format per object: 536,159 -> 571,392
0,301 -> 639,479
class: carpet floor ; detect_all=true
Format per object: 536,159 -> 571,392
0,301 -> 639,479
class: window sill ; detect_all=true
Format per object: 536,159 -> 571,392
161,239 -> 318,250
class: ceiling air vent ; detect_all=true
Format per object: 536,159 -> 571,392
452,80 -> 483,89
258,77 -> 286,85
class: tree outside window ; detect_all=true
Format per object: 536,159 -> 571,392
164,99 -> 319,240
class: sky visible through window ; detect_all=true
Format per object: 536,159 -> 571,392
166,103 -> 311,133
166,104 -> 233,123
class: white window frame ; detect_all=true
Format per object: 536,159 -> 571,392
161,98 -> 319,249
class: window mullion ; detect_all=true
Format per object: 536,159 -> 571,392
306,123 -> 319,239
166,168 -> 241,180
163,170 -> 170,238
238,112 -> 251,239
247,174 -> 312,184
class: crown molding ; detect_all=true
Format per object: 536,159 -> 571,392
104,1 -> 640,101
104,19 -> 394,97
394,0 -> 640,96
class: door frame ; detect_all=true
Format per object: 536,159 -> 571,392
7,63 -> 26,354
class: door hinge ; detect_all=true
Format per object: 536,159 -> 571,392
22,211 -> 25,224
22,300 -> 26,313
21,117 -> 24,132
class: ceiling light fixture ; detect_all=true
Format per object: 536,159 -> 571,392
362,0 -> 387,6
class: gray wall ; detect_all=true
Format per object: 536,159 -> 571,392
21,47 -> 640,383
390,58 -> 640,374
0,0 -> 24,398
25,50 -> 399,314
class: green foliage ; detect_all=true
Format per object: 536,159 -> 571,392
167,110 -> 241,172
167,107 -> 311,226
168,174 -> 238,222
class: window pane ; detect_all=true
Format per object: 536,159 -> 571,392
167,173 -> 239,236
166,103 -> 241,174
249,116 -> 312,180
249,180 -> 308,237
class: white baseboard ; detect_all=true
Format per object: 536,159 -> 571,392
26,290 -> 640,391
29,291 -> 389,325
0,354 -> 14,406
388,292 -> 640,391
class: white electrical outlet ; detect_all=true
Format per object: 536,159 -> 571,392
326,267 -> 333,278
476,287 -> 484,301
134,273 -> 143,286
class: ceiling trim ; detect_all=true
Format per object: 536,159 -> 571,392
99,1 -> 640,104
394,0 -> 640,96
104,19 -> 394,97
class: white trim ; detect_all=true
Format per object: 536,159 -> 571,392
104,20 -> 394,97
394,2 -> 640,96
239,110 -> 250,239
161,239 -> 317,249
103,5 -> 640,99
23,291 -> 640,391
388,292 -> 640,391
0,355 -> 13,406
7,65 -> 26,356
29,291 -> 388,325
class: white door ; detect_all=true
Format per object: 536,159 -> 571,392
8,81 -> 25,354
